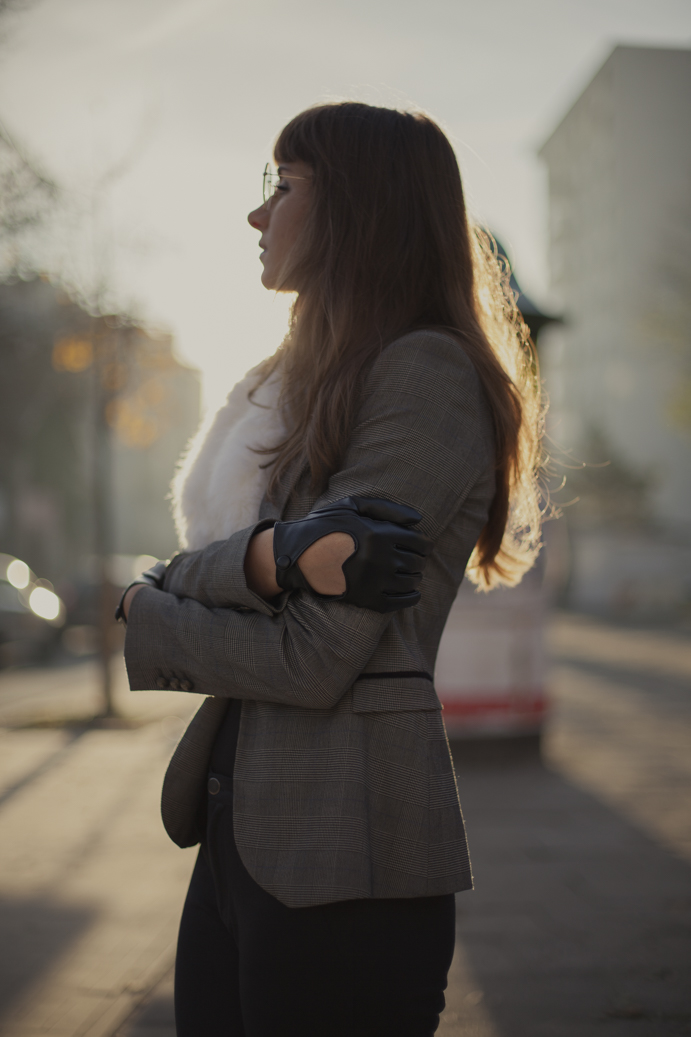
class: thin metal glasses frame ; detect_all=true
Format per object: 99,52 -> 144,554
262,163 -> 310,203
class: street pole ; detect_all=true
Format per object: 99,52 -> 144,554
92,319 -> 116,717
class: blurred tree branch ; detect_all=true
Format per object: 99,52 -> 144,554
0,119 -> 58,247
0,0 -> 58,260
0,0 -> 36,25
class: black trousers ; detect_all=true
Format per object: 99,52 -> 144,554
174,771 -> 456,1037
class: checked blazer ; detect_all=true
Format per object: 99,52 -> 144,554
124,330 -> 496,908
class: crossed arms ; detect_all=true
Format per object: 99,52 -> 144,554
123,332 -> 494,710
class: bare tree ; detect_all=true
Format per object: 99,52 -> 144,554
0,1 -> 172,716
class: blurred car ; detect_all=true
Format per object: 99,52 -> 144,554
435,559 -> 548,740
0,554 -> 66,667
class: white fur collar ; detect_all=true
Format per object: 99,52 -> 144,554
172,366 -> 285,551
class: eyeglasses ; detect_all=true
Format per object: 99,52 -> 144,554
262,162 -> 310,204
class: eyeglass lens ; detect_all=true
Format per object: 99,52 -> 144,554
263,164 -> 277,204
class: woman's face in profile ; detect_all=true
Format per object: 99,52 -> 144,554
248,160 -> 312,291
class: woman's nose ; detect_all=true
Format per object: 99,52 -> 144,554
248,204 -> 268,230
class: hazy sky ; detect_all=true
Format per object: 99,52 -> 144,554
2,0 -> 690,410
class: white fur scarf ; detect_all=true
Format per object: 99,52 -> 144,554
172,366 -> 285,552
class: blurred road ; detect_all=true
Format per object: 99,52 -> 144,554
0,612 -> 690,1037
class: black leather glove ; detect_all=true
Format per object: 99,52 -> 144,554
273,496 -> 430,613
114,560 -> 168,622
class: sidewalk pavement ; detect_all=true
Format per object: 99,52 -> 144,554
0,660 -> 200,1037
1,613 -> 690,1036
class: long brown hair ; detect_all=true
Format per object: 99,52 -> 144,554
256,102 -> 543,589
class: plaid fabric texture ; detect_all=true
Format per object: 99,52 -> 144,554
125,330 -> 496,907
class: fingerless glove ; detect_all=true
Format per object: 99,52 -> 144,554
273,496 -> 430,613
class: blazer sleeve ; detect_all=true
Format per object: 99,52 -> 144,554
159,519 -> 278,609
123,330 -> 495,709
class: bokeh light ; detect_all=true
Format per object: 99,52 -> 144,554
52,336 -> 94,373
29,586 -> 62,622
6,559 -> 30,589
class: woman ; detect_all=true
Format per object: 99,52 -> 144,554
121,102 -> 543,1037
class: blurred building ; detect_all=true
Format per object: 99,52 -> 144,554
0,274 -> 200,612
539,45 -> 691,615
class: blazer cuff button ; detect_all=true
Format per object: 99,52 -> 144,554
180,679 -> 193,691
169,678 -> 180,690
208,777 -> 221,795
156,676 -> 168,689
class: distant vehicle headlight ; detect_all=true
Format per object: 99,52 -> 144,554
7,559 -> 30,590
29,587 -> 61,622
